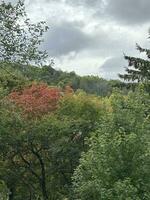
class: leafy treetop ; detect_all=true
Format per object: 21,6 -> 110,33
0,0 -> 49,65
9,83 -> 61,118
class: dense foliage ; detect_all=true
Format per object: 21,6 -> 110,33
0,0 -> 48,65
0,83 -> 104,200
72,89 -> 150,199
0,1 -> 150,200
9,84 -> 61,118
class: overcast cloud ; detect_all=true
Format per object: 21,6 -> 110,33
9,0 -> 150,79
106,0 -> 150,25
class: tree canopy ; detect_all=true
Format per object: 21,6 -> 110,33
0,0 -> 49,65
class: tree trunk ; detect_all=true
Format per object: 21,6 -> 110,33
8,188 -> 14,200
41,180 -> 48,200
30,144 -> 48,200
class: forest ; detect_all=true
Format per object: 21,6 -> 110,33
0,1 -> 150,200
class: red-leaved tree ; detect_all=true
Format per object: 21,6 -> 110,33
9,83 -> 61,118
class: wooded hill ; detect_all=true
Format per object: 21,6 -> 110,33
0,62 -> 134,96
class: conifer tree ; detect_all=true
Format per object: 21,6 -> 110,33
119,32 -> 150,82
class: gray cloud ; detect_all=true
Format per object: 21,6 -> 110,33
42,20 -> 135,58
5,0 -> 17,3
6,0 -> 149,78
9,0 -> 150,26
106,0 -> 150,25
99,56 -> 127,79
65,0 -> 102,8
63,0 -> 150,25
42,21 -> 93,57
28,0 -> 150,78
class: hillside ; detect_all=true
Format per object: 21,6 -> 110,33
0,62 -> 134,96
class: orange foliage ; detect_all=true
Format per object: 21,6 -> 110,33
9,83 -> 61,118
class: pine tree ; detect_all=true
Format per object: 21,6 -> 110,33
119,32 -> 150,83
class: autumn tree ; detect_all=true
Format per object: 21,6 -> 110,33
9,83 -> 61,118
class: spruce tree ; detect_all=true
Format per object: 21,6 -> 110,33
119,32 -> 150,83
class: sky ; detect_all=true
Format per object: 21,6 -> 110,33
9,0 -> 150,79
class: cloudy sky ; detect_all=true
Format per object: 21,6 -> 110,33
11,0 -> 150,79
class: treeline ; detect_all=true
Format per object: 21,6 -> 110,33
0,63 -> 134,97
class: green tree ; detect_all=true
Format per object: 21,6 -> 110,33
72,89 -> 150,200
0,65 -> 28,92
119,32 -> 150,83
0,99 -> 25,200
0,89 -> 103,200
0,0 -> 49,65
0,181 -> 8,200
